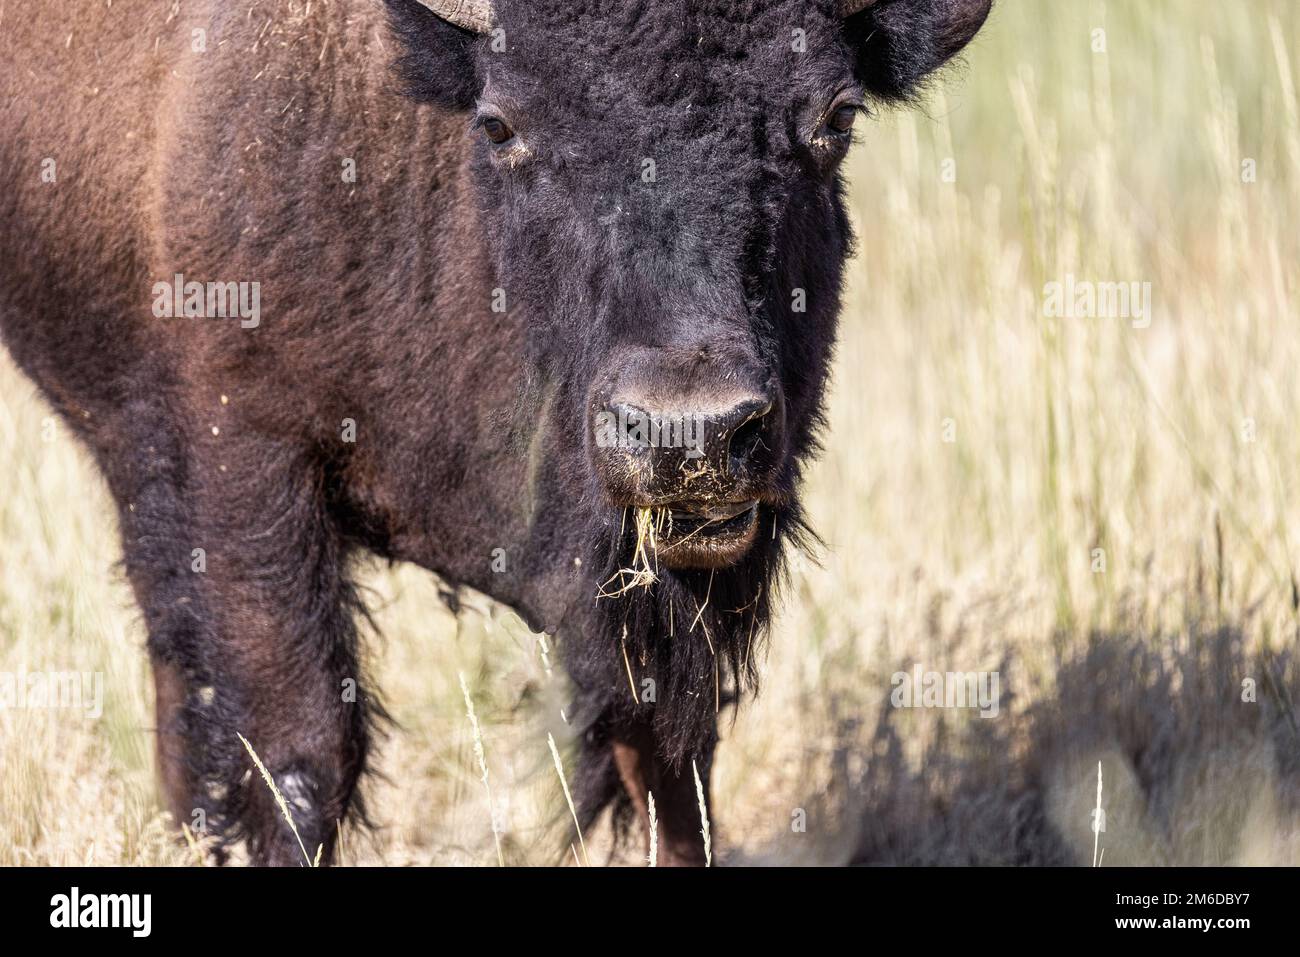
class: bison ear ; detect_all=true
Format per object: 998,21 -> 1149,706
842,0 -> 993,102
384,0 -> 484,111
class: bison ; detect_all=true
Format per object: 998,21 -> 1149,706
0,0 -> 991,865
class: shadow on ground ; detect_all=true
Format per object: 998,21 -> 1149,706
778,623 -> 1300,865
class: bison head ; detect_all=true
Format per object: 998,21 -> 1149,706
386,0 -> 991,762
389,0 -> 990,569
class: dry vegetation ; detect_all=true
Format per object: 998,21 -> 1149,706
2,0 -> 1298,865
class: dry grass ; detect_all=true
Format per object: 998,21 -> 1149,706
2,0 -> 1299,865
237,733 -> 318,867
597,507 -> 663,598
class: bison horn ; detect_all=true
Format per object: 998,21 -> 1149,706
414,0 -> 494,33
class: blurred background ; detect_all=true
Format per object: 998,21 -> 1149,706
2,0 -> 1298,864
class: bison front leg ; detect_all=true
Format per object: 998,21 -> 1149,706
583,715 -> 715,867
118,425 -> 372,865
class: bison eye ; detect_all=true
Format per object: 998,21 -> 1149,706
825,105 -> 860,136
481,117 -> 514,146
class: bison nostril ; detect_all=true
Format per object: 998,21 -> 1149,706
726,400 -> 774,472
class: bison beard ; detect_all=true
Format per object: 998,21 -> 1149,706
567,502 -> 815,841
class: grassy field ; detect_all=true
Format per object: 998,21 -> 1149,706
2,0 -> 1299,865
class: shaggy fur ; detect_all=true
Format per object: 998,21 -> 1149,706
0,0 -> 990,865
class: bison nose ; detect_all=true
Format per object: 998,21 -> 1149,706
592,388 -> 782,503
